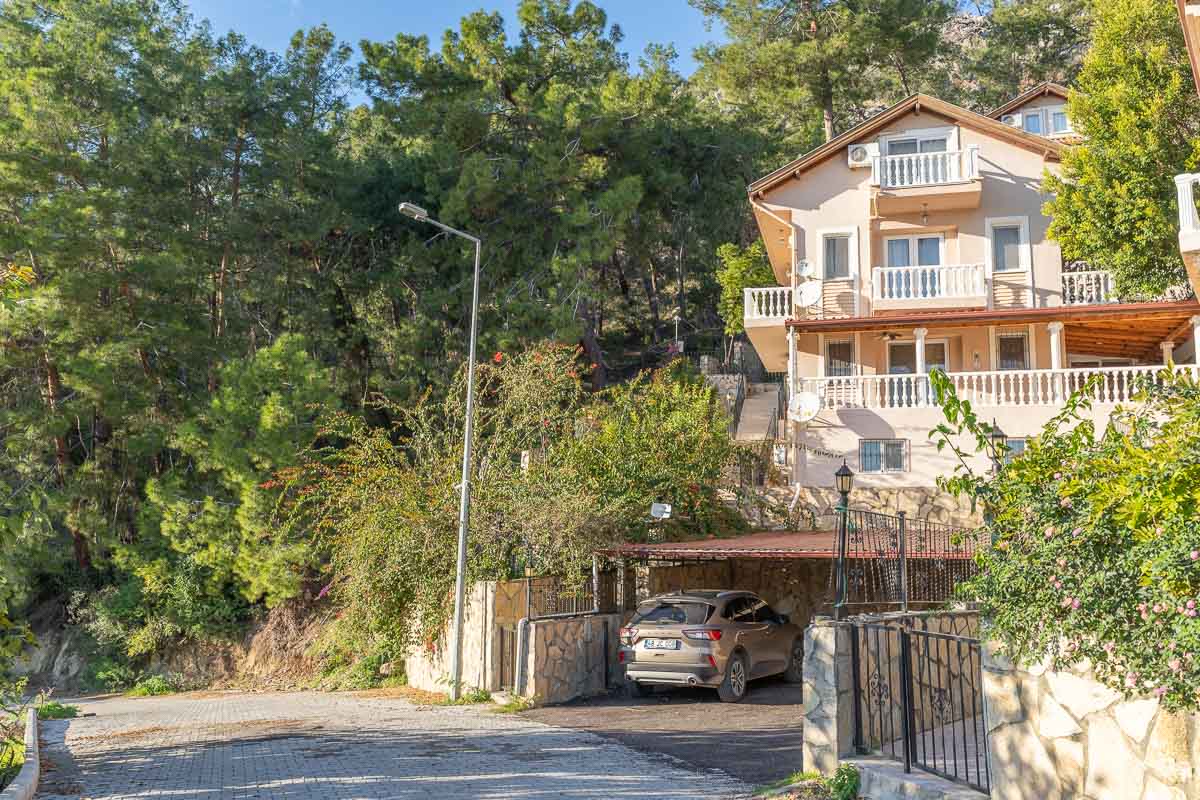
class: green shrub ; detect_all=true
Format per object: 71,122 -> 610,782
127,674 -> 179,697
931,369 -> 1200,710
87,658 -> 136,693
36,701 -> 79,720
827,763 -> 860,800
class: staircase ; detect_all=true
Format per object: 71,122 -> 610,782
735,383 -> 783,442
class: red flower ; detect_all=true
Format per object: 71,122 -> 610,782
493,352 -> 503,364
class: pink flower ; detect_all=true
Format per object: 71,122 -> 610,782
1061,596 -> 1073,608
1188,609 -> 1197,618
1057,558 -> 1068,568
1045,526 -> 1056,538
1154,604 -> 1165,614
1049,575 -> 1057,583
1060,497 -> 1073,508
1054,581 -> 1063,590
1072,528 -> 1083,538
1155,686 -> 1168,698
1188,600 -> 1196,610
1054,472 -> 1063,480
1126,672 -> 1139,688
1169,658 -> 1183,672
1103,642 -> 1116,653
1071,598 -> 1081,610
1191,551 -> 1199,561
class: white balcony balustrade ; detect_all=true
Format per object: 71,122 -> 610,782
743,286 -> 792,323
799,364 -> 1198,411
872,263 -> 986,306
1176,173 -> 1200,240
872,146 -> 980,189
1061,270 -> 1116,305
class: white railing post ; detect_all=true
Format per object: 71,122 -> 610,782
966,145 -> 980,180
871,156 -> 881,187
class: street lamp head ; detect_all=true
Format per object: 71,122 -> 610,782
989,418 -> 1008,451
835,459 -> 855,496
398,202 -> 429,221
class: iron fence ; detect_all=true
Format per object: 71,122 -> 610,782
850,613 -> 990,794
828,509 -> 985,613
526,571 -> 619,619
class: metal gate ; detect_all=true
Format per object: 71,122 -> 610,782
850,615 -> 990,794
498,625 -> 517,692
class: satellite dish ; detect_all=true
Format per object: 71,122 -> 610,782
796,281 -> 822,309
788,391 -> 822,423
795,260 -> 815,279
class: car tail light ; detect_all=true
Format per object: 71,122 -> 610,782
618,650 -> 625,663
683,628 -> 722,641
706,655 -> 717,668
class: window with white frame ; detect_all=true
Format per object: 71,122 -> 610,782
823,234 -> 851,279
986,216 -> 1031,273
997,332 -> 1029,371
860,439 -> 908,473
825,339 -> 854,377
885,133 -> 949,156
1049,107 -> 1071,135
884,234 -> 943,268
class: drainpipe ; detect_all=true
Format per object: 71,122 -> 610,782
592,554 -> 601,615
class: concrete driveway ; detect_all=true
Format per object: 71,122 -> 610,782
35,690 -> 750,799
523,676 -> 805,788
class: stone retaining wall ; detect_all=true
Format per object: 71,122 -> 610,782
523,614 -> 621,705
983,647 -> 1200,800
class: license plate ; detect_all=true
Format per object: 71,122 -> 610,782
643,638 -> 680,651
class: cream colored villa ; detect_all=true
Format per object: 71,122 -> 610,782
742,87 -> 1200,496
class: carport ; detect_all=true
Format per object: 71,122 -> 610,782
599,530 -> 842,636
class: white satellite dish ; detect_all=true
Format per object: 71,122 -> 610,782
795,260 -> 815,279
796,281 -> 822,309
788,391 -> 822,423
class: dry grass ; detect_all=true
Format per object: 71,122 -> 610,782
348,686 -> 447,706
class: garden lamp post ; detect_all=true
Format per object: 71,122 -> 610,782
989,419 -> 1008,475
399,201 -> 481,702
834,460 -> 855,620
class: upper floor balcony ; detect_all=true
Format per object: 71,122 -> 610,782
871,146 -> 981,215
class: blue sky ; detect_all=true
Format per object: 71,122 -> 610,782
182,1 -> 719,74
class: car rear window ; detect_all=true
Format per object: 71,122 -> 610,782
630,601 -> 714,625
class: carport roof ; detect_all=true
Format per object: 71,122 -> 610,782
599,531 -> 842,560
599,529 -> 982,561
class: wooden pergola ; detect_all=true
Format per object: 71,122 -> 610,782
786,299 -> 1200,362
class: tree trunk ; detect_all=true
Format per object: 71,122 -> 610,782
578,299 -> 607,390
43,353 -> 91,571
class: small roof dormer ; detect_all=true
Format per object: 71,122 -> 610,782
990,82 -> 1079,142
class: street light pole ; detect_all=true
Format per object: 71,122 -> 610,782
399,202 -> 481,702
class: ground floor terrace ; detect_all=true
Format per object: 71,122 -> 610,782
776,301 -> 1200,490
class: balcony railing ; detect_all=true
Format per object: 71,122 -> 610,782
872,263 -> 986,304
744,286 -> 792,323
872,146 -> 980,189
1062,270 -> 1116,305
799,364 -> 1197,411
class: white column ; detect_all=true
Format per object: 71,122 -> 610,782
914,327 -> 928,406
1176,175 -> 1200,233
1162,341 -> 1176,365
1193,316 -> 1200,365
1048,321 -> 1064,403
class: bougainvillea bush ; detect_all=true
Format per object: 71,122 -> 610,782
930,369 -> 1200,711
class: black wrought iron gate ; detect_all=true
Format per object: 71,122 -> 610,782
850,615 -> 990,794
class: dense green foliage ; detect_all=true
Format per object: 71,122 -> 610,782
931,370 -> 1200,711
1045,0 -> 1200,297
283,344 -> 738,665
0,0 -> 1156,678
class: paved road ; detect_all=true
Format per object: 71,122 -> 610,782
36,691 -> 750,799
524,677 -> 804,787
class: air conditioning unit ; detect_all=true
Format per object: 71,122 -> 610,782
846,141 -> 879,169
1001,113 -> 1021,128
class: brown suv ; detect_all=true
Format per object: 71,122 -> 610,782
618,590 -> 804,702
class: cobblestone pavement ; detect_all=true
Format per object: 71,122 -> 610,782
35,691 -> 750,799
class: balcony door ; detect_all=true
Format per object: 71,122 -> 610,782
888,340 -> 947,406
884,235 -> 944,298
